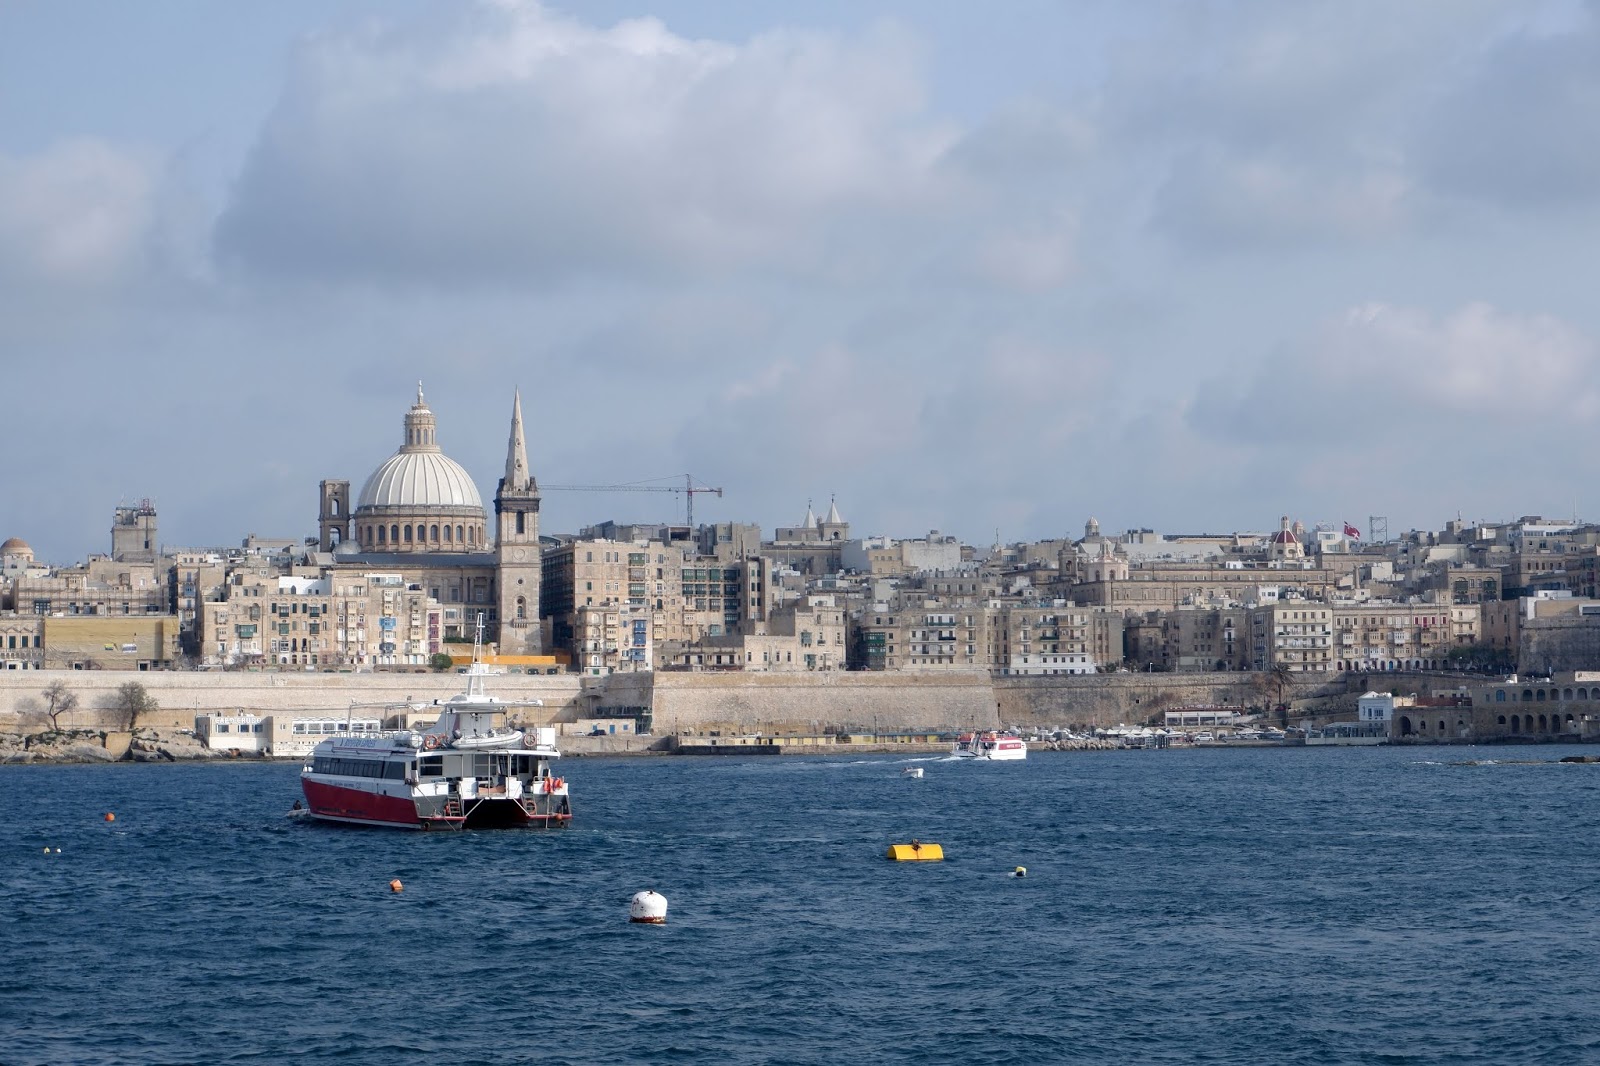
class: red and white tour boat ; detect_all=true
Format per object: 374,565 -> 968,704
300,630 -> 570,830
953,731 -> 1028,761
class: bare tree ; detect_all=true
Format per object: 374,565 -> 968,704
111,681 -> 158,731
41,680 -> 78,732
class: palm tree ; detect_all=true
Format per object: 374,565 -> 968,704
1270,664 -> 1293,726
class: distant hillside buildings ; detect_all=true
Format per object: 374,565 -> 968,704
7,386 -> 1600,684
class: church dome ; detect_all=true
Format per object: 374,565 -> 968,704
356,385 -> 484,511
358,450 -> 483,510
352,385 -> 489,554
1,536 -> 32,558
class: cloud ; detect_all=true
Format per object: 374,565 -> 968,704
0,140 -> 158,287
1151,148 -> 1410,249
214,1 -> 959,285
1414,8 -> 1600,209
1087,0 -> 1515,250
970,214 -> 1077,289
1195,301 -> 1600,429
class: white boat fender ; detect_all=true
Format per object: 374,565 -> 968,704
629,890 -> 668,924
1012,866 -> 1027,878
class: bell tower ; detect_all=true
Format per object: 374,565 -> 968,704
495,389 -> 542,655
318,480 -> 351,551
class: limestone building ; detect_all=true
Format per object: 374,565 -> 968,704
764,499 -> 851,574
197,570 -> 441,668
542,537 -> 776,671
1250,603 -> 1333,671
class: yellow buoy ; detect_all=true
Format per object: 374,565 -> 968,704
104,813 -> 115,823
389,879 -> 404,893
1012,866 -> 1027,878
42,846 -> 49,854
887,841 -> 944,862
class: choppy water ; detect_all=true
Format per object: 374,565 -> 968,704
4,746 -> 1600,1064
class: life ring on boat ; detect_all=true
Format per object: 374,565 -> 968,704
423,734 -> 441,750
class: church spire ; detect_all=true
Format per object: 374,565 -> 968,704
503,389 -> 531,492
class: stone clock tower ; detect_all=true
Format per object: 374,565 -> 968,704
495,390 -> 543,655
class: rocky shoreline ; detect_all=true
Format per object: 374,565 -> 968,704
0,728 -> 236,765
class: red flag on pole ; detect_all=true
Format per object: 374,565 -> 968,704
1344,523 -> 1361,539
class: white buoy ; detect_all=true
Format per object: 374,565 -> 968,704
629,890 -> 668,924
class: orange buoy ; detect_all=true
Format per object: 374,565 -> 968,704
389,879 -> 404,893
104,813 -> 115,822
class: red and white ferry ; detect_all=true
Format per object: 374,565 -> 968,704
953,731 -> 1028,761
300,631 -> 570,830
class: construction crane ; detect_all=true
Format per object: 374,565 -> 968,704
541,474 -> 724,528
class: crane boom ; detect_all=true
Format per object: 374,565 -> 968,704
542,474 -> 724,527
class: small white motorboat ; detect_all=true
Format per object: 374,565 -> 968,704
901,767 -> 924,779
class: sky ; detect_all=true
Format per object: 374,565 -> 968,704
5,0 -> 1600,564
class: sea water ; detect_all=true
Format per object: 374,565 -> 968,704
3,746 -> 1599,1065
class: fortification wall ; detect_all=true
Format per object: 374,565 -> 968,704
646,671 -> 999,734
0,670 -> 585,732
1,666 -> 1441,738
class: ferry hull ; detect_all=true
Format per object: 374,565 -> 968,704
301,777 -> 572,831
302,778 -> 424,828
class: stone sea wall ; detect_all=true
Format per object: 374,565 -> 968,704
0,670 -> 585,733
0,666 -> 1393,738
648,670 -> 999,734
